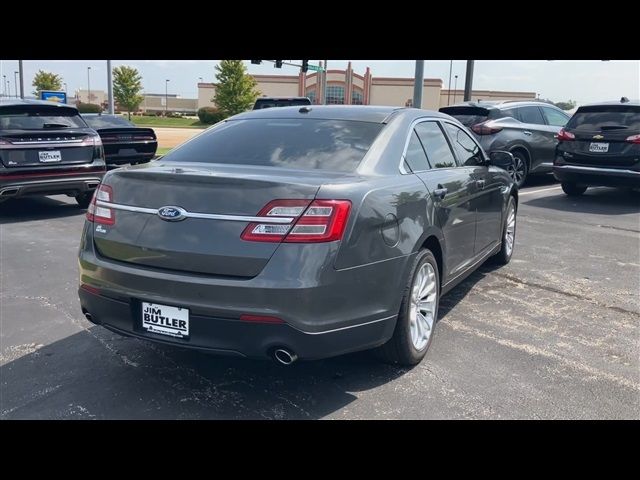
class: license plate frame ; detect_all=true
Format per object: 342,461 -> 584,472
38,150 -> 62,162
589,142 -> 609,153
141,301 -> 190,339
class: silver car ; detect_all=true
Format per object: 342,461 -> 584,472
441,101 -> 571,187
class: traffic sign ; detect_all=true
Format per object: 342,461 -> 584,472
307,64 -> 325,72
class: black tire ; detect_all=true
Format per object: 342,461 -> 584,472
493,195 -> 517,265
561,182 -> 587,196
376,249 -> 440,366
509,151 -> 529,188
75,191 -> 94,209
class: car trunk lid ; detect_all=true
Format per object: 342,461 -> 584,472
0,129 -> 97,168
562,105 -> 640,167
92,163 -> 338,277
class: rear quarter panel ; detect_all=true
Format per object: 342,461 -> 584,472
321,174 -> 441,271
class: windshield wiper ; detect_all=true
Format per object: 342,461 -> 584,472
600,124 -> 628,131
42,123 -> 71,128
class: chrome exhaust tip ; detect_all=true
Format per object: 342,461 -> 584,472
273,348 -> 298,366
84,312 -> 93,322
0,187 -> 20,197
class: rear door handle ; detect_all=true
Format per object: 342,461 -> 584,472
476,179 -> 485,189
523,130 -> 532,136
433,187 -> 448,200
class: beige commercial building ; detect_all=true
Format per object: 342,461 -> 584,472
199,62 -> 536,110
74,90 -> 198,114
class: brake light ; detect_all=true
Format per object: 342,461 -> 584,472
626,134 -> 640,144
557,129 -> 575,141
86,184 -> 115,225
92,135 -> 104,161
471,122 -> 503,135
241,199 -> 352,243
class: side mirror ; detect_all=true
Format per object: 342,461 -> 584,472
488,151 -> 515,170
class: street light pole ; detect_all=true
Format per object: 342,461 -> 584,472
453,75 -> 458,104
412,60 -> 424,109
165,79 -> 170,116
107,60 -> 114,114
14,71 -> 18,98
463,60 -> 474,101
447,60 -> 453,106
2,75 -> 6,97
18,60 -> 24,99
87,66 -> 92,104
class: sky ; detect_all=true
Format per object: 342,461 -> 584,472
0,60 -> 638,106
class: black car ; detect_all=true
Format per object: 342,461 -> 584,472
440,101 -> 571,187
82,114 -> 157,166
0,99 -> 105,207
253,97 -> 311,110
554,98 -> 640,195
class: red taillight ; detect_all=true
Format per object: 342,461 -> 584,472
241,199 -> 352,243
557,129 -> 575,141
86,184 -> 115,225
626,134 -> 640,144
471,122 -> 503,135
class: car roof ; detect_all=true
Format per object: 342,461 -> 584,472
232,105 -> 451,123
82,113 -> 118,117
576,98 -> 640,108
442,100 -> 557,110
0,98 -> 79,109
255,96 -> 309,101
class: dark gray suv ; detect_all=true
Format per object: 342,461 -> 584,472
441,101 -> 570,186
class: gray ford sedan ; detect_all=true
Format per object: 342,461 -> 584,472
78,106 -> 518,366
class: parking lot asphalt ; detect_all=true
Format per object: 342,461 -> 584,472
1,176 -> 638,419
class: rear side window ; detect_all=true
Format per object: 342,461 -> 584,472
443,123 -> 483,166
84,115 -> 134,128
565,106 -> 640,132
500,108 -> 519,120
415,122 -> 457,169
541,107 -> 569,127
163,118 -> 383,172
0,106 -> 87,130
518,106 -> 545,125
404,130 -> 430,172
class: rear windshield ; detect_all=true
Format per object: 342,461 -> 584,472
254,99 -> 311,110
0,106 -> 87,130
163,118 -> 383,172
83,115 -> 133,128
566,106 -> 640,132
439,106 -> 493,126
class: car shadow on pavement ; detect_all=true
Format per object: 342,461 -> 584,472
522,174 -> 557,188
522,187 -> 640,216
0,325 -> 416,420
0,196 -> 86,224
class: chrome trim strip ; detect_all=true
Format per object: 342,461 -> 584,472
554,165 -> 640,176
0,140 -> 92,149
290,314 -> 397,335
96,200 -> 294,223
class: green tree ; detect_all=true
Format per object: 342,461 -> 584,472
553,100 -> 577,111
213,60 -> 259,117
32,70 -> 63,97
113,65 -> 144,119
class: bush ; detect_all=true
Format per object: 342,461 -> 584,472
198,107 -> 225,124
76,103 -> 102,113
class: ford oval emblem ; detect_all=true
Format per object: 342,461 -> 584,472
157,206 -> 187,222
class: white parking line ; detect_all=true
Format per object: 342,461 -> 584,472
520,186 -> 562,196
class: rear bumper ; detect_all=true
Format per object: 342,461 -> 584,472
79,286 -> 396,360
104,145 -> 157,165
553,164 -> 640,188
78,225 -> 409,360
0,168 -> 105,199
